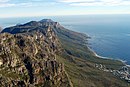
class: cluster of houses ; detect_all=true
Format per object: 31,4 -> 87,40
95,64 -> 130,82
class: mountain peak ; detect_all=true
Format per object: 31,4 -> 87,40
39,19 -> 54,23
1,19 -> 63,34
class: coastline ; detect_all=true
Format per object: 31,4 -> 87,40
87,46 -> 112,59
87,45 -> 127,66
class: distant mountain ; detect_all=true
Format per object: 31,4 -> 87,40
1,19 -> 87,45
0,19 -> 129,87
39,19 -> 54,22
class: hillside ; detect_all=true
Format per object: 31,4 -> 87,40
0,19 -> 129,87
0,27 -> 72,87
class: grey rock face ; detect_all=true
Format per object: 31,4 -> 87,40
0,27 -> 72,87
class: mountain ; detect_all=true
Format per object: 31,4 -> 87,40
0,27 -> 73,87
0,19 -> 129,87
40,19 -> 54,22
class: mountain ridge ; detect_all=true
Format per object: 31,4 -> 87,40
0,19 -> 129,87
0,26 -> 73,87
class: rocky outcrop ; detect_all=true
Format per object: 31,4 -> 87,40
0,26 -> 72,87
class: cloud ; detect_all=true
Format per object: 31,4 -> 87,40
0,0 -> 10,3
30,0 -> 43,1
0,0 -> 38,8
0,3 -> 15,7
58,0 -> 130,6
59,0 -> 96,3
0,2 -> 34,8
0,0 -> 13,7
0,0 -> 57,8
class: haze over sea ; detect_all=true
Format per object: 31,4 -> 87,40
0,14 -> 130,64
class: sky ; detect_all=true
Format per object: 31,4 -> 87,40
0,0 -> 130,18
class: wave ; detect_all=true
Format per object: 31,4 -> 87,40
87,45 -> 128,66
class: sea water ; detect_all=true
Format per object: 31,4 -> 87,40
0,14 -> 130,64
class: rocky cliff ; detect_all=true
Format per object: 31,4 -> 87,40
0,26 -> 72,87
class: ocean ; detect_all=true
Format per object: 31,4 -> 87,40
0,14 -> 130,64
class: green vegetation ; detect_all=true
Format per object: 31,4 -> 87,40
56,27 -> 124,70
0,68 -> 20,79
54,26 -> 128,87
56,55 -> 129,87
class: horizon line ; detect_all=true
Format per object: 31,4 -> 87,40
0,13 -> 130,18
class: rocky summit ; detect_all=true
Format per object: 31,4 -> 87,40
0,19 -> 130,87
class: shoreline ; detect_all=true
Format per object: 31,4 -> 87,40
87,45 -> 128,66
86,34 -> 130,68
87,46 -> 113,59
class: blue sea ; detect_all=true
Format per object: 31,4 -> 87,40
0,14 -> 130,64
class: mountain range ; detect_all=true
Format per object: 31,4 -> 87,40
0,19 -> 129,87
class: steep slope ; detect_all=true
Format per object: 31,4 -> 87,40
1,19 -> 129,87
0,27 -> 72,87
